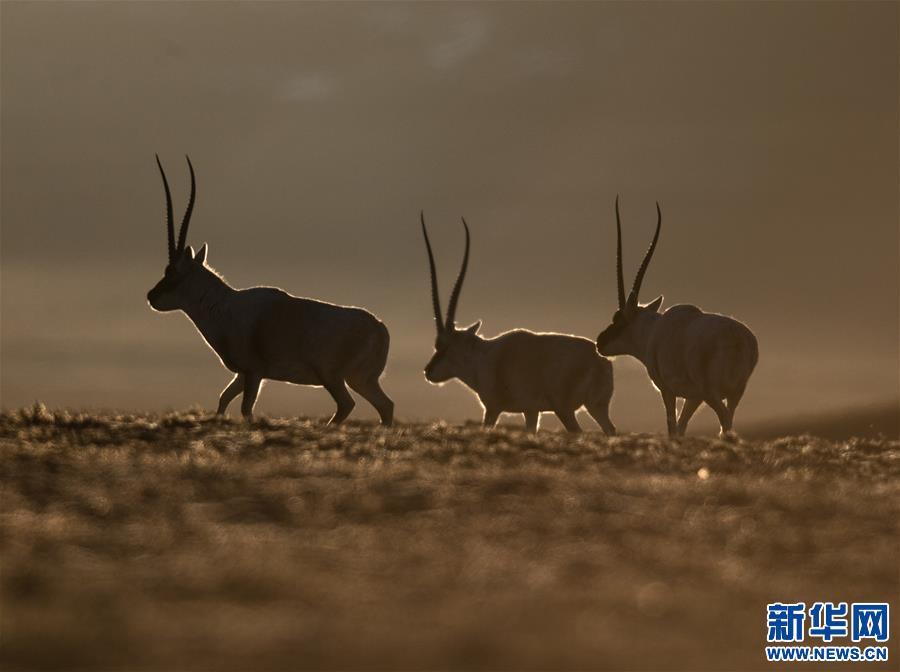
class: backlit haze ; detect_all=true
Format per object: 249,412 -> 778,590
1,2 -> 897,432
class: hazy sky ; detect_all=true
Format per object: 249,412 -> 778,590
2,1 -> 897,432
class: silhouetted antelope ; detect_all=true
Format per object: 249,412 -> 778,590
420,213 -> 615,434
596,197 -> 758,437
146,156 -> 394,425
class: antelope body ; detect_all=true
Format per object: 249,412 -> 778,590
146,156 -> 394,425
596,198 -> 757,437
421,214 -> 616,434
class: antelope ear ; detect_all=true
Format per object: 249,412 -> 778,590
644,296 -> 664,312
194,243 -> 208,264
464,320 -> 482,335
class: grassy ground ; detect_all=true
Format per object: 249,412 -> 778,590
1,405 -> 897,671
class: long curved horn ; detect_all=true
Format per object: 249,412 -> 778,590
420,211 -> 445,334
444,217 -> 470,329
628,202 -> 661,306
176,155 -> 196,254
155,155 -> 175,263
615,195 -> 625,309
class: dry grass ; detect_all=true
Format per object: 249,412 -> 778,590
1,404 -> 898,671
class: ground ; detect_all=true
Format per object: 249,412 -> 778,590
1,405 -> 897,671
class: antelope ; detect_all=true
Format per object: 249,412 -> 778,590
595,197 -> 758,437
146,155 -> 394,425
420,213 -> 616,434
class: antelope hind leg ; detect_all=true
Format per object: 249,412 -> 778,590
347,375 -> 394,427
554,409 -> 582,433
585,401 -> 616,436
704,397 -> 733,438
482,408 -> 500,429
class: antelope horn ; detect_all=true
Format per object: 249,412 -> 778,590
420,212 -> 445,335
628,202 -> 662,306
444,217 -> 470,329
155,155 -> 175,263
176,155 -> 196,255
615,195 -> 625,309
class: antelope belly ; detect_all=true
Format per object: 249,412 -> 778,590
265,361 -> 323,386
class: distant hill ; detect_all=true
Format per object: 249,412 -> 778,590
745,402 -> 899,440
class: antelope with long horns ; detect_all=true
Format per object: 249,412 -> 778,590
146,155 -> 394,425
420,213 -> 616,434
595,197 -> 758,437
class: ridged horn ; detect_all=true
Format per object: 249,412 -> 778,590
420,211 -> 445,335
175,155 -> 196,255
444,217 -> 470,329
615,195 -> 625,309
155,154 -> 175,263
628,202 -> 661,306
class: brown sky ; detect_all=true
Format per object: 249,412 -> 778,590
1,1 -> 897,432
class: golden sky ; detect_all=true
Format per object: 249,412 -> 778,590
1,1 -> 897,431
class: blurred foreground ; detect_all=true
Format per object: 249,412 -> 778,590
1,406 -> 897,670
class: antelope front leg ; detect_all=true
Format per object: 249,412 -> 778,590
240,374 -> 262,422
676,398 -> 702,436
661,389 -> 678,437
482,408 -> 500,429
217,373 -> 244,415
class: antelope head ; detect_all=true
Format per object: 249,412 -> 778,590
146,155 -> 208,312
420,212 -> 483,384
596,196 -> 664,357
